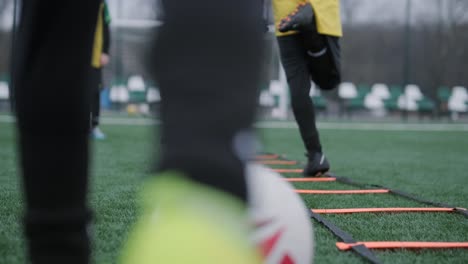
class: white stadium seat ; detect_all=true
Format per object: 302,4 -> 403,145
110,85 -> 129,103
451,86 -> 468,101
448,86 -> 468,112
371,83 -> 390,99
364,94 -> 384,110
397,94 -> 418,111
338,82 -> 357,99
404,84 -> 423,101
0,82 -> 8,99
309,82 -> 321,97
259,90 -> 275,107
127,75 -> 146,91
146,87 -> 161,103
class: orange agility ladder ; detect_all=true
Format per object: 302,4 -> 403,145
285,177 -> 336,182
336,241 -> 468,251
258,160 -> 298,165
311,207 -> 464,214
295,189 -> 389,194
273,168 -> 303,173
255,154 -> 279,160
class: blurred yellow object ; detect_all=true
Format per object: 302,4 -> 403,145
273,0 -> 342,37
126,104 -> 138,115
120,173 -> 261,264
91,3 -> 104,68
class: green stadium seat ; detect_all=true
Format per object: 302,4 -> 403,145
127,75 -> 147,104
384,99 -> 399,111
437,86 -> 451,114
348,97 -> 365,109
309,83 -> 327,110
337,83 -> 366,117
384,85 -> 403,111
417,97 -> 436,112
438,86 -> 451,102
356,84 -> 371,99
129,91 -> 147,103
311,95 -> 326,109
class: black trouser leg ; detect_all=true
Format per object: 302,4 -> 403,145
90,68 -> 102,129
154,0 -> 264,202
13,1 -> 99,263
278,34 -> 322,154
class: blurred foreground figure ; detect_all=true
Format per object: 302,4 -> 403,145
13,0 -> 263,263
120,0 -> 264,263
273,0 -> 342,176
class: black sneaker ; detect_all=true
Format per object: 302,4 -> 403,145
303,152 -> 330,177
278,2 -> 315,33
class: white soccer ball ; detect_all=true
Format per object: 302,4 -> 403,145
247,163 -> 314,264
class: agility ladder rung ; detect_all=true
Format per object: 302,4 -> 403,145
336,241 -> 468,251
285,177 -> 336,182
255,154 -> 279,160
311,207 -> 466,214
273,169 -> 303,173
295,189 -> 389,194
258,160 -> 298,165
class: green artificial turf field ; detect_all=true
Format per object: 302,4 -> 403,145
1,118 -> 467,263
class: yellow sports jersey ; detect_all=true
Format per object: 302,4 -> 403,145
91,3 -> 104,68
272,0 -> 342,37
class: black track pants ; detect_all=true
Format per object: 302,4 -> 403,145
13,1 -> 100,263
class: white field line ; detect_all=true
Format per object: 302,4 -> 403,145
256,121 -> 468,132
1,115 -> 467,132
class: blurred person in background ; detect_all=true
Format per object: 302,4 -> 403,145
272,0 -> 342,176
90,0 -> 111,140
13,0 -> 263,264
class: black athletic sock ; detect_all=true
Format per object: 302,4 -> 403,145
153,0 -> 264,202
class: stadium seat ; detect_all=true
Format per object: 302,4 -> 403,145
397,94 -> 418,111
127,75 -> 146,92
356,84 -> 371,98
448,86 -> 468,113
438,86 -> 451,102
259,89 -> 276,107
146,87 -> 161,103
338,83 -> 366,117
310,83 -> 326,110
405,84 -> 423,101
364,83 -> 390,112
364,93 -> 384,110
312,96 -> 327,110
417,97 -> 436,113
384,85 -> 403,111
0,81 -> 8,100
338,82 -> 357,99
370,83 -> 390,100
451,86 -> 468,101
110,84 -> 130,103
437,86 -> 451,114
398,85 -> 435,117
127,75 -> 147,103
